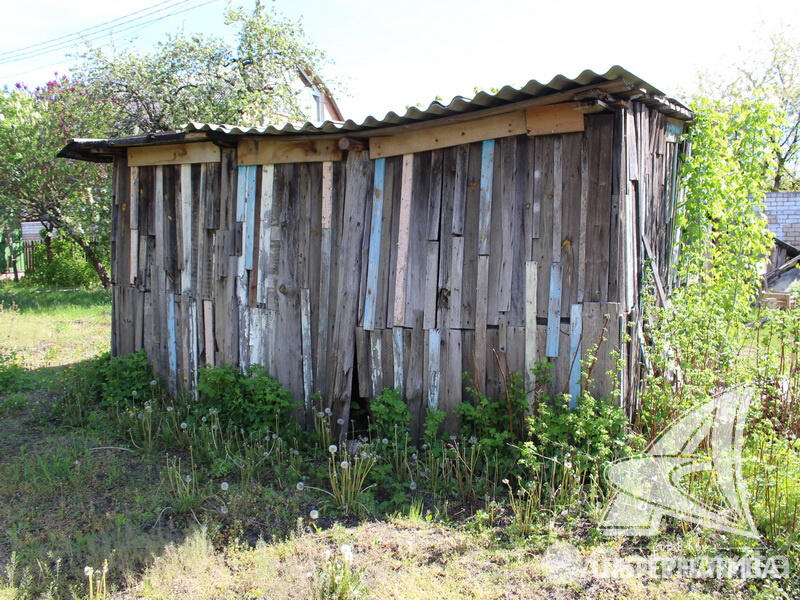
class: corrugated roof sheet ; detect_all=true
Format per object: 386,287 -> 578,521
180,65 -> 689,137
59,65 -> 691,161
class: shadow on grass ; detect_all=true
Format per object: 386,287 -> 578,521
0,358 -> 186,595
0,282 -> 111,313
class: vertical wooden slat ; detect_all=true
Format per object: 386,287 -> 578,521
257,165 -> 275,304
577,134 -> 589,303
427,150 -> 443,240
364,157 -> 386,330
129,166 -> 140,285
568,303 -> 582,408
167,292 -> 177,394
474,254 -> 489,392
393,154 -> 413,326
427,328 -> 441,409
316,161 -> 334,397
180,165 -> 192,294
300,288 -> 313,408
447,235 -> 464,328
551,137 -> 563,263
203,299 -> 214,366
545,263 -> 562,357
369,331 -> 383,397
524,261 -> 538,405
392,326 -> 404,392
478,139 -> 495,255
244,165 -> 257,271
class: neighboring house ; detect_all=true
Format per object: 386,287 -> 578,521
20,221 -> 48,243
764,193 -> 800,296
59,66 -> 691,431
765,192 -> 800,248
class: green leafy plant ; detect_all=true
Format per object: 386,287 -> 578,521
369,387 -> 411,439
310,544 -> 365,600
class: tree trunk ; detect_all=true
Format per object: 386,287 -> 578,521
69,233 -> 111,289
4,228 -> 19,282
44,233 -> 53,263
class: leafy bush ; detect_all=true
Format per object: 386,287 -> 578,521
196,364 -> 295,435
369,387 -> 411,439
23,238 -> 106,288
0,349 -> 29,394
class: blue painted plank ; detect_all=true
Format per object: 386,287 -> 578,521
363,158 -> 386,330
167,293 -> 177,389
244,165 -> 257,270
428,328 -> 441,409
235,165 -> 247,222
568,303 -> 582,408
478,139 -> 495,255
545,263 -> 562,357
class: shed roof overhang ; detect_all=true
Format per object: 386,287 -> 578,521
59,65 -> 692,163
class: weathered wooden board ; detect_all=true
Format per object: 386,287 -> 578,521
238,138 -> 342,165
128,142 -> 220,166
370,111 -> 525,159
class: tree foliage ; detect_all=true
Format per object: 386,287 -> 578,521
72,4 -> 324,135
699,31 -> 800,190
638,98 -> 780,433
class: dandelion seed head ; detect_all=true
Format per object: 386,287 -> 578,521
220,482 -> 229,491
328,444 -> 338,454
180,422 -> 188,430
409,481 -> 417,490
340,544 -> 353,563
324,407 -> 332,415
202,416 -> 207,423
309,509 -> 319,520
381,438 -> 389,445
167,406 -> 174,412
150,379 -> 158,387
185,474 -> 192,483
340,461 -> 350,469
336,418 -> 344,425
131,390 -> 138,398
220,505 -> 228,515
296,482 -> 305,491
84,566 -> 93,577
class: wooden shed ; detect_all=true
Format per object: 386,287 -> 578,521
60,66 -> 692,433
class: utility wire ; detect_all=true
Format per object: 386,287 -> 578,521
0,0 -> 181,59
0,0 -> 220,67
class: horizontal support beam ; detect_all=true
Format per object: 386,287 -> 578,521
238,138 -> 342,165
369,111 -> 527,159
127,141 -> 220,166
524,103 -> 585,136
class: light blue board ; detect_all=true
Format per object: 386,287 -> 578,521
244,165 -> 257,271
235,165 -> 247,222
363,158 -> 386,330
545,263 -> 562,357
568,303 -> 582,408
478,139 -> 495,254
428,328 -> 441,409
167,292 -> 177,386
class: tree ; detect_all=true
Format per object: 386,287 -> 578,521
72,4 -> 324,135
699,31 -> 800,191
0,81 -> 112,286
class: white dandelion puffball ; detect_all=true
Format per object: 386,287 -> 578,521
84,566 -> 94,577
131,390 -> 138,398
502,478 -> 509,485
310,509 -> 319,520
469,436 -> 477,444
336,418 -> 344,425
328,444 -> 338,454
296,482 -> 305,491
340,461 -> 350,469
221,482 -> 229,491
220,505 -> 228,515
185,474 -> 192,483
340,544 -> 353,563
201,416 -> 207,423
317,411 -> 325,418
324,407 -> 332,415
409,481 -> 417,490
150,379 -> 158,387
180,422 -> 188,429
272,433 -> 278,439
381,438 -> 389,445
166,406 -> 174,412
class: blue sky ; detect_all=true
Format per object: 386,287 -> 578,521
0,0 -> 797,123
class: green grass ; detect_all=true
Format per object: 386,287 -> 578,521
0,285 -> 794,600
0,281 -> 110,370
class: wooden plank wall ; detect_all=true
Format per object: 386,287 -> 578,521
109,104 -> 682,430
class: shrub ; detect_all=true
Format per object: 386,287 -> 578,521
196,364 -> 295,435
0,349 -> 29,394
23,238 -> 105,288
369,387 -> 411,439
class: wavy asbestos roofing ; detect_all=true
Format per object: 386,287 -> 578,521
58,65 -> 692,161
181,65 -> 689,136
